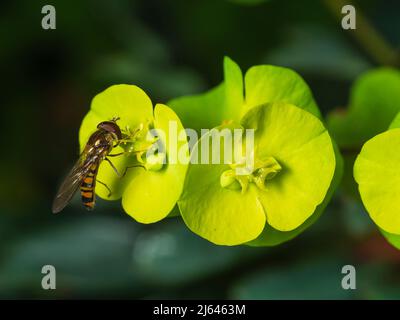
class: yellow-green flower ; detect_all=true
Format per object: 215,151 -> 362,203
79,84 -> 188,223
170,57 -> 342,246
354,112 -> 400,249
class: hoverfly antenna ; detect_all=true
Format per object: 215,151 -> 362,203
111,116 -> 120,122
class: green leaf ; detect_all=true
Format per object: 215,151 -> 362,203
328,68 -> 400,148
122,104 -> 189,223
354,128 -> 400,234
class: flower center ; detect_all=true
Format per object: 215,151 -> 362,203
220,155 -> 281,193
120,122 -> 166,172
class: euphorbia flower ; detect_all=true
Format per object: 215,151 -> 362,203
79,84 -> 189,223
354,112 -> 400,249
178,103 -> 336,245
169,57 -> 342,246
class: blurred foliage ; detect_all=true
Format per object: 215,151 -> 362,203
328,68 -> 400,149
1,0 -> 400,299
227,0 -> 269,6
327,68 -> 400,200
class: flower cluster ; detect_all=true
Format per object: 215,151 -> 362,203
79,57 -> 343,246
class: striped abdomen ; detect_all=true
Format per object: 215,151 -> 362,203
80,163 -> 99,210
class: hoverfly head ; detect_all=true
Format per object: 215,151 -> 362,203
97,119 -> 122,140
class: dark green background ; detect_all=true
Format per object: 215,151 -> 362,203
1,0 -> 400,299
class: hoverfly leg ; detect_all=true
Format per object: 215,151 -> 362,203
97,180 -> 113,198
104,157 -> 122,177
121,164 -> 145,178
107,152 -> 125,157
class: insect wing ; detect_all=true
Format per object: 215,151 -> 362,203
52,152 -> 94,213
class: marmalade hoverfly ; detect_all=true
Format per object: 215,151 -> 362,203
52,117 -> 135,213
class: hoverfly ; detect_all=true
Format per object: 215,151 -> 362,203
52,117 -> 138,213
